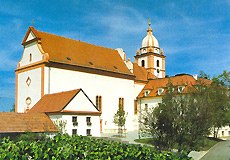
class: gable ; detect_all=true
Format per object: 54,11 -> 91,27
18,42 -> 44,67
64,90 -> 98,112
29,89 -> 99,114
29,89 -> 80,113
26,31 -> 36,42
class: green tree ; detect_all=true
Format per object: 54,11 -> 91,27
141,82 -> 213,152
208,72 -> 230,138
113,106 -> 127,136
10,104 -> 15,112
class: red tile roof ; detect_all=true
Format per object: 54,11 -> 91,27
29,89 -> 100,115
138,74 -> 211,98
29,89 -> 81,113
22,27 -> 133,77
0,112 -> 57,133
133,63 -> 157,82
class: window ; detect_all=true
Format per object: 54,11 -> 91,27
158,88 -> 164,95
178,86 -> 185,93
157,69 -> 160,73
145,104 -> 148,111
72,116 -> 78,126
156,60 -> 159,67
86,117 -> 92,126
86,129 -> 91,136
96,96 -> 102,111
228,131 -> 230,136
141,60 -> 145,67
144,90 -> 150,97
29,53 -> 32,62
25,97 -> 32,105
134,100 -> 138,115
26,77 -> 31,86
119,97 -> 124,111
72,129 -> 77,135
222,131 -> 224,136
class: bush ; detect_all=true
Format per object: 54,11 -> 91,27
0,134 -> 191,159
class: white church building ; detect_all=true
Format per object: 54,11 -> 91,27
15,22 -> 230,138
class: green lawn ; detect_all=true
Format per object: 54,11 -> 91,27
134,137 -> 222,151
199,137 -> 223,151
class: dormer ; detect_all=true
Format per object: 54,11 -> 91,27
178,86 -> 185,93
157,88 -> 164,95
144,90 -> 151,97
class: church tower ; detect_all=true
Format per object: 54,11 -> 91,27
135,20 -> 166,78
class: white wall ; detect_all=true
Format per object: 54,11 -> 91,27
49,114 -> 100,137
17,68 -> 42,112
19,42 -> 43,67
64,90 -> 98,112
137,57 -> 148,68
154,56 -> 164,78
44,67 -> 137,132
139,97 -> 162,111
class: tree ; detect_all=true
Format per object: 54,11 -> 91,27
53,119 -> 67,133
141,72 -> 230,151
141,82 -> 213,152
10,104 -> 15,112
113,106 -> 127,136
208,71 -> 230,138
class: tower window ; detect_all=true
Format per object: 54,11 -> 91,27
141,60 -> 145,67
156,60 -> 159,67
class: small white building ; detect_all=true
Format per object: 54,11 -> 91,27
29,89 -> 101,136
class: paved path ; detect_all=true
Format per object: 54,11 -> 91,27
201,140 -> 230,160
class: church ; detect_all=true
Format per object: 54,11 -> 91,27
13,22 -> 230,138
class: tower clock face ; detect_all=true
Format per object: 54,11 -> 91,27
26,97 -> 32,105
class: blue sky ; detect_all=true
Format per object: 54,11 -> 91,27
0,0 -> 230,111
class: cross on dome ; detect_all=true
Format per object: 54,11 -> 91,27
148,18 -> 151,27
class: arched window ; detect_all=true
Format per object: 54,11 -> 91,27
141,60 -> 145,67
156,60 -> 159,67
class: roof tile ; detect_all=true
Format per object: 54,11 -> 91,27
0,112 -> 57,133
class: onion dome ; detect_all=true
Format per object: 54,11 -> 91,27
140,20 -> 160,54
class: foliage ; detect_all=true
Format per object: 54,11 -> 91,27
113,107 -> 127,135
0,133 -> 191,159
141,82 -> 213,152
141,71 -> 230,151
208,71 -> 230,138
53,119 -> 67,133
10,104 -> 15,112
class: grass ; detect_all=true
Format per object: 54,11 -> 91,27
134,137 -> 223,151
199,137 -> 223,151
134,138 -> 154,145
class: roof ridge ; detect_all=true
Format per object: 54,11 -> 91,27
33,27 -> 117,53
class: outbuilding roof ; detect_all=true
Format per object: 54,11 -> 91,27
0,112 -> 57,133
29,89 -> 101,115
29,89 -> 81,113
